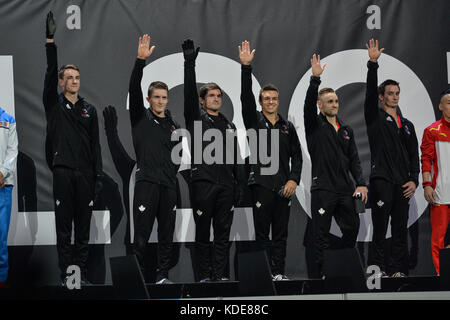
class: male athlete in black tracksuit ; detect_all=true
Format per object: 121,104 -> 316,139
182,39 -> 246,282
364,40 -> 419,277
129,35 -> 181,284
43,12 -> 102,285
304,54 -> 368,278
238,41 -> 302,280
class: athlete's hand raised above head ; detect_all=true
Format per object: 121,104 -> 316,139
311,54 -> 326,77
238,40 -> 256,66
366,38 -> 384,63
46,11 -> 56,41
182,39 -> 200,62
137,34 -> 156,60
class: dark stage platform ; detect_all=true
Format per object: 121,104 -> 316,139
0,276 -> 445,300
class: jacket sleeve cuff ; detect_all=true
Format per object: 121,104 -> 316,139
310,76 -> 321,86
135,58 -> 146,66
288,174 -> 300,185
0,167 -> 9,180
367,60 -> 379,69
411,176 -> 419,187
356,182 -> 367,187
184,60 -> 195,68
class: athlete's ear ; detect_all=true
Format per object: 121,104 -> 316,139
146,96 -> 151,103
378,93 -> 383,102
317,98 -> 322,109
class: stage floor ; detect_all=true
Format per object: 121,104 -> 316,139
0,276 -> 448,300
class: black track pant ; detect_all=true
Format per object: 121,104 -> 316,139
368,178 -> 409,273
191,181 -> 234,280
251,184 -> 291,275
133,181 -> 177,281
53,167 -> 94,279
311,190 -> 359,277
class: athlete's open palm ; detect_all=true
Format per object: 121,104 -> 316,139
137,34 -> 156,60
238,40 -> 256,66
366,38 -> 384,62
311,54 -> 326,77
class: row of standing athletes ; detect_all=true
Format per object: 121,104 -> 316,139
40,12 -> 449,286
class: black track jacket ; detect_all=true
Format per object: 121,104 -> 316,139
240,64 -> 302,192
129,58 -> 181,188
304,76 -> 366,195
43,42 -> 102,176
364,61 -> 419,186
184,59 -> 246,188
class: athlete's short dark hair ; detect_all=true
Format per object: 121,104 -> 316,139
378,79 -> 400,95
199,82 -> 223,100
147,81 -> 169,98
439,88 -> 450,102
58,64 -> 80,79
258,84 -> 279,103
318,87 -> 335,100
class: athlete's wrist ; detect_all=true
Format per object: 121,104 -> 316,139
422,181 -> 432,188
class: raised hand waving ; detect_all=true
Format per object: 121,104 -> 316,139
311,54 -> 326,77
137,34 -> 156,60
238,40 -> 256,66
366,38 -> 384,62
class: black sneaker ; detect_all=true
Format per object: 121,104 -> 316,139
61,276 -> 69,287
81,277 -> 93,286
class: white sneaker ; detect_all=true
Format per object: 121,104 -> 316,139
391,272 -> 406,278
272,274 -> 289,281
155,278 -> 173,284
374,271 -> 389,278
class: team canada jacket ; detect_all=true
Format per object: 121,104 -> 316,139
43,43 -> 102,176
364,61 -> 419,186
304,76 -> 366,195
184,59 -> 246,188
129,58 -> 181,188
240,64 -> 302,192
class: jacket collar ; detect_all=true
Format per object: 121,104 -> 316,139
146,107 -> 174,122
442,116 -> 450,128
262,112 -> 287,127
59,93 -> 84,105
319,112 -> 346,128
201,108 -> 230,124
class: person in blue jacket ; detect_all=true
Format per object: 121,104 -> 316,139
0,107 -> 18,287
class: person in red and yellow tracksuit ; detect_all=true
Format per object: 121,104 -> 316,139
420,89 -> 450,275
